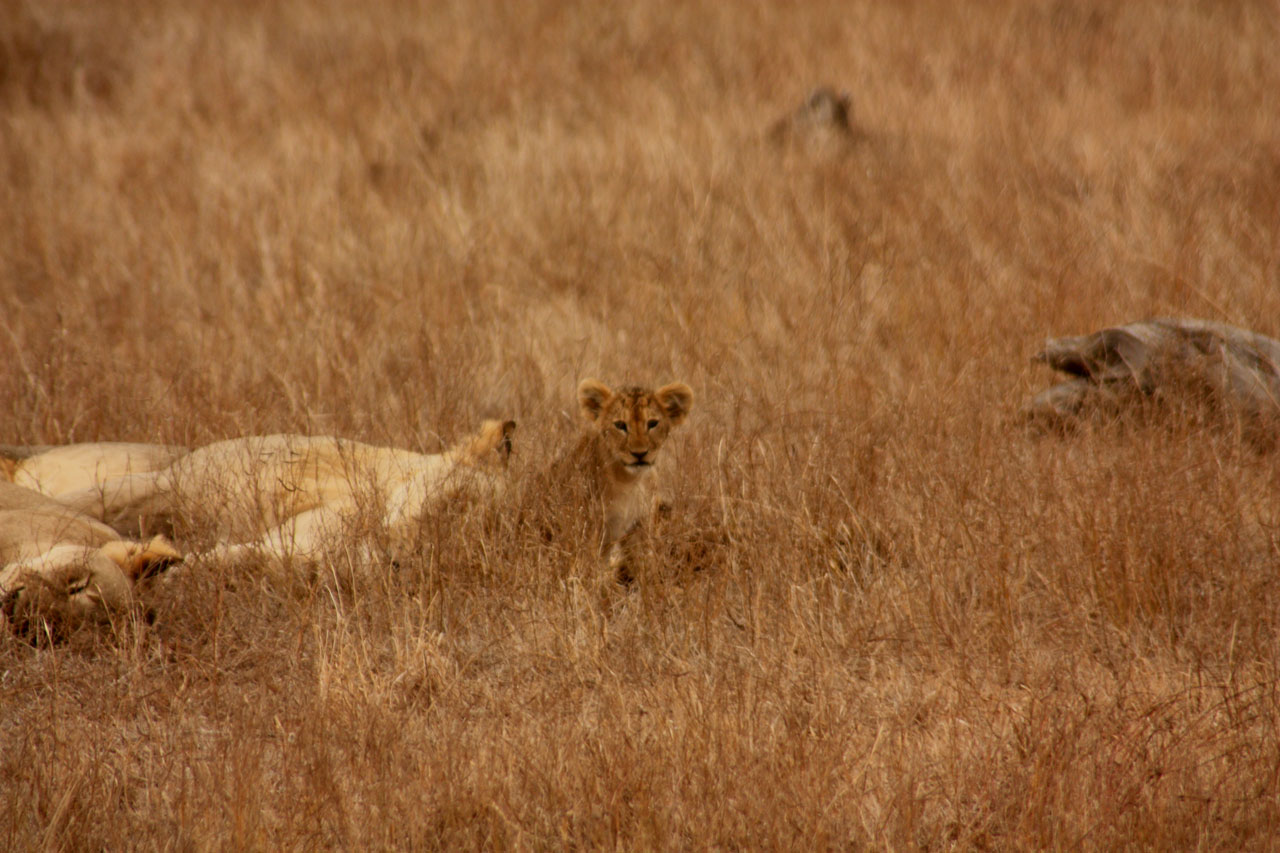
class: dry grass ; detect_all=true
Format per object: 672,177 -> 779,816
3,0 -> 1280,848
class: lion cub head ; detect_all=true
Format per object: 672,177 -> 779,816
577,380 -> 694,478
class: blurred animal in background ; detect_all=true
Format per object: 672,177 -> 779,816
58,420 -> 515,572
1,441 -> 189,499
1024,318 -> 1280,445
568,379 -> 694,584
767,86 -> 862,153
0,482 -> 182,641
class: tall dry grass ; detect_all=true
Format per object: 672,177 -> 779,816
3,0 -> 1280,847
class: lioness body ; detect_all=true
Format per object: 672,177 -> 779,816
61,421 -> 515,566
573,379 -> 694,581
0,481 -> 122,561
1,442 -> 188,499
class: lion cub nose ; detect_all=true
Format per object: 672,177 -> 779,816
630,450 -> 649,463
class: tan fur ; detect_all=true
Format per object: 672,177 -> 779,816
573,379 -> 694,582
0,481 -> 123,562
1,442 -> 189,499
0,481 -> 183,640
0,480 -> 89,514
60,420 -> 516,571
0,508 -> 121,563
99,536 -> 184,582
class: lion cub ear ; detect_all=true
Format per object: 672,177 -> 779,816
654,382 -> 694,426
101,536 -> 184,582
577,379 -> 614,421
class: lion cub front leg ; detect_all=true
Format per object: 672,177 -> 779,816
607,524 -> 645,586
601,504 -> 637,586
603,487 -> 663,586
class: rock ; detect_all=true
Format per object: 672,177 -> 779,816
1025,318 -> 1280,443
767,86 -> 862,153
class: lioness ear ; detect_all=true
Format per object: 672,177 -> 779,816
465,419 -> 517,464
577,379 -> 613,421
102,536 -> 184,582
654,382 -> 694,426
498,419 -> 516,461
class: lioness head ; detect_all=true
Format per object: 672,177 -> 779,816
457,419 -> 517,469
0,535 -> 182,641
577,380 -> 694,476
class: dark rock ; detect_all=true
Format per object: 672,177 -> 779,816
1025,318 -> 1280,444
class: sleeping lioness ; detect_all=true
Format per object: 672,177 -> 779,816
1,442 -> 188,499
0,482 -> 181,640
59,420 -> 515,571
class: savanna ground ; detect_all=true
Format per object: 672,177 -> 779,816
3,0 -> 1280,848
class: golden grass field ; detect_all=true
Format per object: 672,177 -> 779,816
4,0 -> 1280,848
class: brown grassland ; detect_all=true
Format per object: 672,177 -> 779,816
4,0 -> 1280,848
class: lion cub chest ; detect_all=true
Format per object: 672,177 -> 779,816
597,462 -> 657,551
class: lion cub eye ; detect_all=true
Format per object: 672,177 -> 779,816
646,419 -> 659,430
613,420 -> 628,432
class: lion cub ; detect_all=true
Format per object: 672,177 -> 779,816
572,379 -> 694,582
